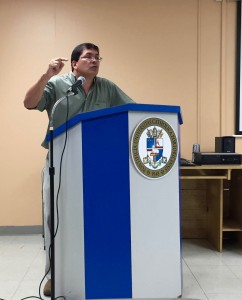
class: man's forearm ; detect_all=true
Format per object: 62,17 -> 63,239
23,73 -> 51,109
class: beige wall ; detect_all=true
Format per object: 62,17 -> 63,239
0,0 -> 240,226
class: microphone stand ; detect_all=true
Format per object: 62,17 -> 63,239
49,92 -> 74,300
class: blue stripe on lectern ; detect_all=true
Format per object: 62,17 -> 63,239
82,112 -> 132,299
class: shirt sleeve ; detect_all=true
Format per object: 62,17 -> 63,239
35,81 -> 56,112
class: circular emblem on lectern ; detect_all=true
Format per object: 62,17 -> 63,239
131,117 -> 178,179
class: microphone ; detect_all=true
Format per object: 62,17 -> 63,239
67,76 -> 86,95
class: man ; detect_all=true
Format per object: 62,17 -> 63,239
23,43 -> 135,296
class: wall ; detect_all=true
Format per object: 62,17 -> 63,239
0,0 -> 239,226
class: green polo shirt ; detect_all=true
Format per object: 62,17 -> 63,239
36,72 -> 135,148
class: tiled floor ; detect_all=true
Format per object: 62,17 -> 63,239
0,235 -> 242,300
0,234 -> 49,300
182,239 -> 242,300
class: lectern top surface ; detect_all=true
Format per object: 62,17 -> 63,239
46,103 -> 182,142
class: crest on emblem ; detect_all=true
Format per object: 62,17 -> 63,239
131,118 -> 178,179
144,126 -> 167,169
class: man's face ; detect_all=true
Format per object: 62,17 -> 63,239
72,49 -> 101,79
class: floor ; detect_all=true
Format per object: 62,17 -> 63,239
0,235 -> 242,300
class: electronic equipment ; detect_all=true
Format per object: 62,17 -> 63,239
193,152 -> 241,165
215,136 -> 235,153
180,158 -> 196,166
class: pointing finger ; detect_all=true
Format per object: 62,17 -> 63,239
55,57 -> 68,62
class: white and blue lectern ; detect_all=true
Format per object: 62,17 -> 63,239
51,103 -> 183,299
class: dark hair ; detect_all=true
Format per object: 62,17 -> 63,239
71,43 -> 99,71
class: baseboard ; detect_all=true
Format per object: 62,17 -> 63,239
0,225 -> 43,235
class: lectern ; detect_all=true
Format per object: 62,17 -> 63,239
50,103 -> 183,299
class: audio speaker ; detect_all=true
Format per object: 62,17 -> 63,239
215,136 -> 235,153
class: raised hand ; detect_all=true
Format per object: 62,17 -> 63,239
46,57 -> 68,77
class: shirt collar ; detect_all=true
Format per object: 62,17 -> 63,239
71,71 -> 96,83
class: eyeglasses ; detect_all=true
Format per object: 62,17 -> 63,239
80,55 -> 103,62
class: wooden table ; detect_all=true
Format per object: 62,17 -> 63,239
180,165 -> 242,252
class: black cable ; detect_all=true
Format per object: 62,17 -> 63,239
44,96 -> 70,298
0,297 -> 66,300
54,96 -> 69,237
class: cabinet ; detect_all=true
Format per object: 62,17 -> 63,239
180,165 -> 242,252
